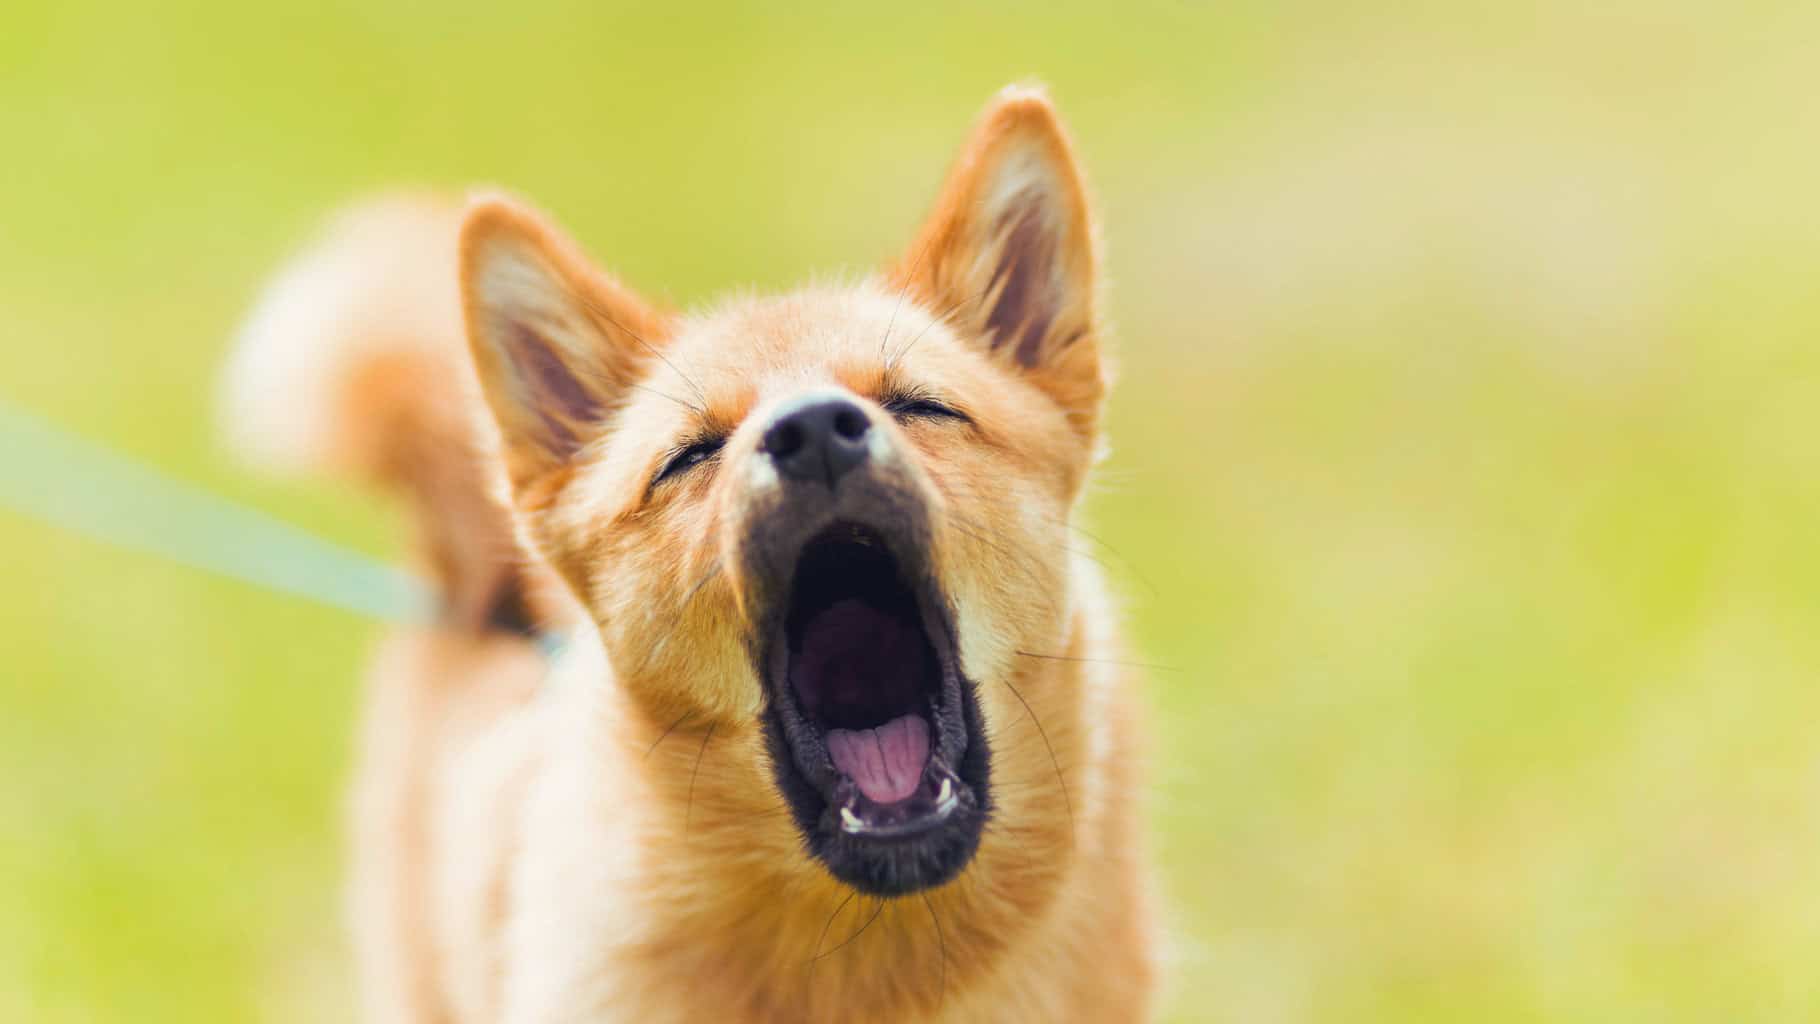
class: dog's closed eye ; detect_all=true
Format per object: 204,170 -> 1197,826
883,391 -> 970,425
654,436 -> 726,485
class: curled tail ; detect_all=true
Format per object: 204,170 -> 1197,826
220,195 -> 566,636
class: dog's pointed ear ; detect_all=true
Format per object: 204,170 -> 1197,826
460,195 -> 669,497
891,86 -> 1103,428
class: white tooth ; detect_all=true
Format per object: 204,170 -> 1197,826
840,806 -> 865,833
936,777 -> 955,810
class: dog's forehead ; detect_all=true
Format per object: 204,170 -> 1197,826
666,284 -> 947,406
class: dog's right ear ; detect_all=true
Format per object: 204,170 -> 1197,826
460,195 -> 669,499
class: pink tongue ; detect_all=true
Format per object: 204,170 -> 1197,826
825,714 -> 930,805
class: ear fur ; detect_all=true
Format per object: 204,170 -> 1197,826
891,86 -> 1104,427
459,195 -> 670,497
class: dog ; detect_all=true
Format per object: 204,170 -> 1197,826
223,85 -> 1158,1022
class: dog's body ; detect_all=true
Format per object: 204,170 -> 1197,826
225,89 -> 1157,1022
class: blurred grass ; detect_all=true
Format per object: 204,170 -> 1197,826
5,2 -> 1820,1020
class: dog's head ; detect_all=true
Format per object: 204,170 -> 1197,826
461,88 -> 1103,897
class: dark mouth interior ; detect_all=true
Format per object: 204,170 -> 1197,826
786,524 -> 937,732
765,519 -> 985,888
785,523 -> 943,808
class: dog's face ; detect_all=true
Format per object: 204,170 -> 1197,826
461,89 -> 1102,897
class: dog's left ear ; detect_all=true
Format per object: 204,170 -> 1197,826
892,86 -> 1103,433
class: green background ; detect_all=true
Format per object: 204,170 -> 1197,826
6,2 -> 1820,1020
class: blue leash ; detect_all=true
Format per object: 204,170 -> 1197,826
0,398 -> 435,624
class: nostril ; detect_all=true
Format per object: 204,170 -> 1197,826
765,397 -> 873,484
832,408 -> 869,443
765,420 -> 806,458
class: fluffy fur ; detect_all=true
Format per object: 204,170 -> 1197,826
225,86 -> 1157,1022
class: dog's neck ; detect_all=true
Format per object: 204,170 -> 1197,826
582,631 -> 1101,1021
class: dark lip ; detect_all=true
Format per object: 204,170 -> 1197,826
752,517 -> 991,894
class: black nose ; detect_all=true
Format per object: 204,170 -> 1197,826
762,396 -> 872,487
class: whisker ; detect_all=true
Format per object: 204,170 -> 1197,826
1015,650 -> 1180,673
941,517 -> 1064,622
644,711 -> 692,759
678,560 -> 724,611
953,512 -> 1121,592
939,510 -> 1054,586
626,382 -> 705,416
922,892 -> 948,1011
988,778 -> 1084,791
1060,521 -> 1159,597
521,291 -> 708,421
881,235 -> 934,365
812,895 -> 886,963
997,674 -> 1075,834
945,481 -> 1160,598
889,283 -> 995,368
514,348 -> 704,432
808,890 -> 856,967
628,334 -> 711,414
685,723 -> 716,836
637,559 -> 723,675
562,281 -> 712,413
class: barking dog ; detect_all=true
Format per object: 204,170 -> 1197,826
224,85 -> 1158,1022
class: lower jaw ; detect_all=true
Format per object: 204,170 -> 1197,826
763,682 -> 991,897
802,797 -> 987,897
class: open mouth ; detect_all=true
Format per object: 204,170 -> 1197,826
761,521 -> 989,895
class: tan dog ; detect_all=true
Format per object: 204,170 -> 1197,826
224,86 -> 1157,1023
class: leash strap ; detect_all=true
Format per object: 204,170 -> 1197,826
0,398 -> 435,624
